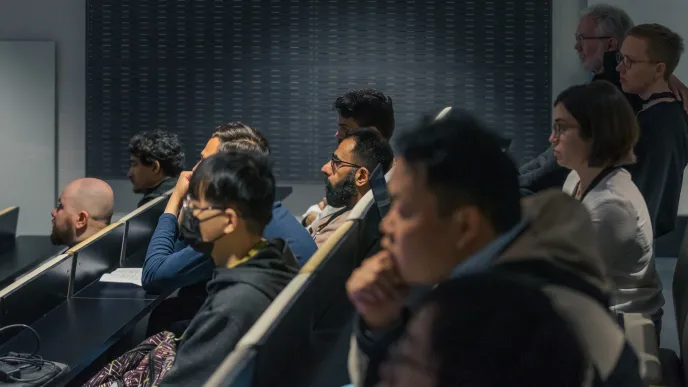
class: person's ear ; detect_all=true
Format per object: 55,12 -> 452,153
656,62 -> 667,80
223,208 -> 239,235
75,211 -> 89,229
152,160 -> 161,174
450,206 -> 481,252
355,167 -> 370,188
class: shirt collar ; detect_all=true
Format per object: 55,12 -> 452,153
450,219 -> 528,278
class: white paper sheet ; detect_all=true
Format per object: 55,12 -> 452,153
100,268 -> 143,287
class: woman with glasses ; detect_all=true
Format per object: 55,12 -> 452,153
375,273 -> 586,387
550,80 -> 664,335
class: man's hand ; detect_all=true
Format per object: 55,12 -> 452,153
346,251 -> 408,330
303,197 -> 328,227
669,74 -> 688,113
165,171 -> 193,215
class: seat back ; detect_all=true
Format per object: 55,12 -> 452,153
0,206 -> 19,250
68,222 -> 126,296
673,224 -> 688,380
237,221 -> 356,387
203,346 -> 257,387
0,253 -> 73,344
119,195 -> 168,267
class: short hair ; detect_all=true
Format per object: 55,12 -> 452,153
212,122 -> 270,155
581,4 -> 634,44
627,23 -> 684,80
395,109 -> 521,233
189,151 -> 275,235
422,274 -> 585,387
555,81 -> 639,167
128,129 -> 185,176
333,89 -> 395,140
345,127 -> 394,175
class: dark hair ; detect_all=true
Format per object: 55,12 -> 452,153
423,274 -> 585,387
213,122 -> 270,155
395,109 -> 521,233
555,81 -> 639,167
627,23 -> 684,80
128,129 -> 185,176
189,151 -> 275,235
345,127 -> 394,175
333,89 -> 395,139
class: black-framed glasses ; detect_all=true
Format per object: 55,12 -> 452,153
616,52 -> 655,69
331,154 -> 362,173
575,33 -> 611,43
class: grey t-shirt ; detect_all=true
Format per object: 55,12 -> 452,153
563,168 -> 664,315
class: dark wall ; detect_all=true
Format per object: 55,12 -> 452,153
86,0 -> 552,182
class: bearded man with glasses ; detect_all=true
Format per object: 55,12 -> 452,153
309,127 -> 394,247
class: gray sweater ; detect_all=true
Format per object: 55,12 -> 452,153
563,168 -> 664,315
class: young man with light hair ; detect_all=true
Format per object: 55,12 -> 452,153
617,23 -> 688,239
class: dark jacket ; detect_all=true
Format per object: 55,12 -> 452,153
349,190 -> 644,387
138,176 -> 177,207
142,202 -> 316,292
629,101 -> 688,237
159,238 -> 299,387
519,51 -> 644,194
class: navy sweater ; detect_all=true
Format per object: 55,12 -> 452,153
142,202 -> 316,292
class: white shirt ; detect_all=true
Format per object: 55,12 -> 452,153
563,168 -> 664,315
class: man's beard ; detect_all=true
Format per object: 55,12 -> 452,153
325,170 -> 357,208
50,224 -> 69,246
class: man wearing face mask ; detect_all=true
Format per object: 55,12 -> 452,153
309,127 -> 394,247
519,4 -> 688,195
158,151 -> 299,387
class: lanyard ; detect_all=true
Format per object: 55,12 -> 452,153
227,239 -> 268,269
574,166 -> 621,201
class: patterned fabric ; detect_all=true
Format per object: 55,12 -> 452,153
82,331 -> 177,387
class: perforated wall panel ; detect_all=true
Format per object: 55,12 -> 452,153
87,0 -> 552,182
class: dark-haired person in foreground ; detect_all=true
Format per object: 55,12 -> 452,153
617,23 -> 688,239
128,129 -> 185,207
142,122 -> 315,335
309,127 -> 394,247
376,274 -> 586,387
158,151 -> 299,387
346,109 -> 643,386
303,88 -> 395,226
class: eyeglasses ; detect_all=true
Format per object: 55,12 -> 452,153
330,155 -> 361,173
616,52 -> 656,69
575,33 -> 611,43
551,122 -> 578,138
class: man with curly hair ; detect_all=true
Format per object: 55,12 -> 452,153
128,129 -> 186,207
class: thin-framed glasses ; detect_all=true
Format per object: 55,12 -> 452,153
551,122 -> 578,138
331,154 -> 362,173
575,33 -> 611,43
616,52 -> 655,69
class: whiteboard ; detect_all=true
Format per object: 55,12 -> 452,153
0,41 -> 56,235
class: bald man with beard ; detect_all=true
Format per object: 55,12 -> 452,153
50,178 -> 115,247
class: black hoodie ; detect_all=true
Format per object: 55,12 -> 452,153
159,238 -> 299,387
